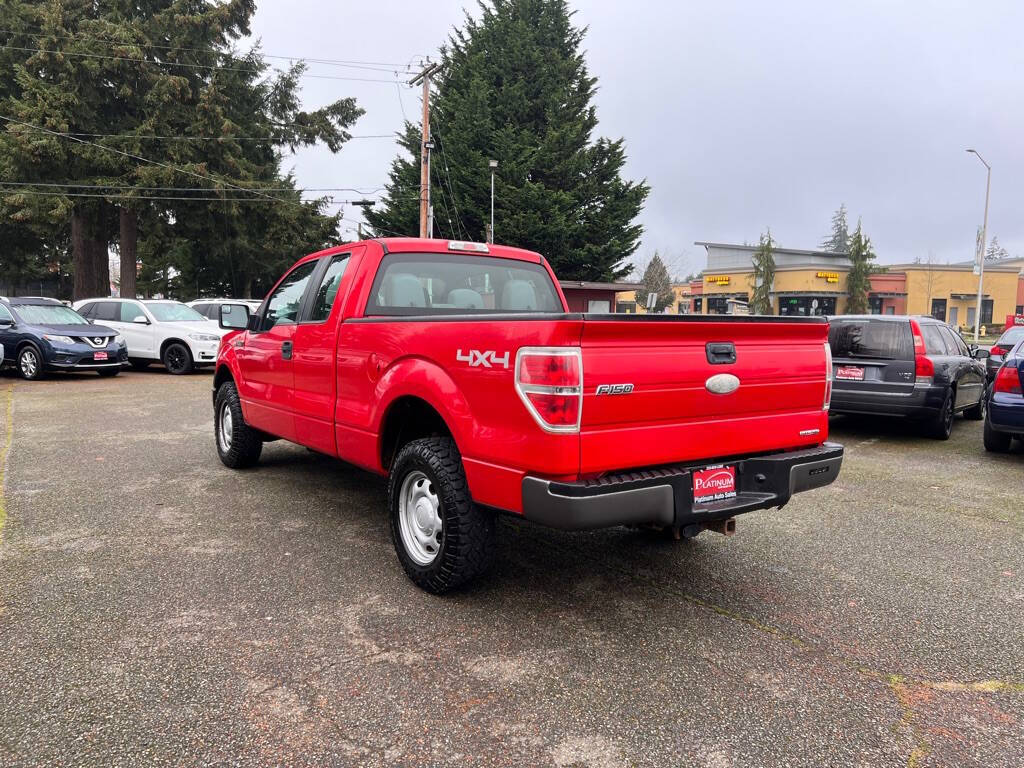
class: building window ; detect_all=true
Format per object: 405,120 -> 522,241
931,299 -> 947,322
778,296 -> 835,316
706,296 -> 729,314
617,301 -> 636,314
693,297 -> 703,313
981,299 -> 993,326
868,296 -> 882,314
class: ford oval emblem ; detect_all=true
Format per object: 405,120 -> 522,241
705,373 -> 740,395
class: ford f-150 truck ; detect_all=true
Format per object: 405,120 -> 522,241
212,238 -> 843,593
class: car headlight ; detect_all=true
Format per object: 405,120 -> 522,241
115,334 -> 126,346
189,333 -> 221,342
43,334 -> 75,345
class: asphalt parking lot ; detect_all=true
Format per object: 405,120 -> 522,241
0,370 -> 1022,767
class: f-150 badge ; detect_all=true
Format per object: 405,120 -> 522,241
595,383 -> 634,395
457,349 -> 510,369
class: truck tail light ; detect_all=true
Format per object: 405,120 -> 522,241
823,341 -> 833,411
515,347 -> 583,432
992,365 -> 1023,395
909,319 -> 934,383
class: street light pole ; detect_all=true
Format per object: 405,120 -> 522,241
967,148 -> 991,342
488,159 -> 498,244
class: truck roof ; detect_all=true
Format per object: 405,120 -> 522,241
306,237 -> 544,265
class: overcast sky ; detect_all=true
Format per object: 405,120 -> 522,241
246,0 -> 1024,279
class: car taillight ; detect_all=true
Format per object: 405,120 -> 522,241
990,346 -> 1003,358
992,365 -> 1023,395
823,341 -> 832,411
909,319 -> 934,383
515,347 -> 583,432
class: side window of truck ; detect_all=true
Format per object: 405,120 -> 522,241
261,260 -> 318,331
308,255 -> 351,323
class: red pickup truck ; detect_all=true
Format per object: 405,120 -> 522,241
213,238 -> 843,592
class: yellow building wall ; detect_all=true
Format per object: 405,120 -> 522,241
903,268 -> 1019,329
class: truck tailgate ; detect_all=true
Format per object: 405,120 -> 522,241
579,316 -> 830,475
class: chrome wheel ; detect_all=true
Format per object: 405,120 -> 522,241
19,348 -> 39,379
397,470 -> 443,566
218,401 -> 233,452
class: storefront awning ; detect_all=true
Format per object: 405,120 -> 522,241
869,291 -> 908,298
950,293 -> 990,300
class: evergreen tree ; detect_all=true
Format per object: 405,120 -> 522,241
0,1 -> 361,299
366,0 -> 649,281
986,236 -> 1010,261
749,228 -> 775,314
845,220 -> 876,314
820,203 -> 850,253
638,253 -> 674,312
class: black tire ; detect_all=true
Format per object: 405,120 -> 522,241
214,381 -> 262,468
964,389 -> 984,421
388,437 -> 495,594
129,359 -> 151,370
17,344 -> 44,380
97,368 -> 120,378
162,342 -> 193,375
983,416 -> 1012,453
927,389 -> 954,440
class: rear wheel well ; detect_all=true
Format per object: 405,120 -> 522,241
380,396 -> 453,471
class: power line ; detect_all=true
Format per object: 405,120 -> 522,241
0,27 -> 412,70
0,44 -> 406,84
0,188 -> 419,203
0,181 -> 394,194
45,132 -> 395,142
428,110 -> 468,241
0,113 -> 308,208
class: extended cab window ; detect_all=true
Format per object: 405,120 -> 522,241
261,260 -> 318,330
309,255 -> 351,322
366,253 -> 561,316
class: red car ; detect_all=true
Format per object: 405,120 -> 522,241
213,238 -> 843,592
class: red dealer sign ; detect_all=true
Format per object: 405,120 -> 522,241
1007,314 -> 1024,331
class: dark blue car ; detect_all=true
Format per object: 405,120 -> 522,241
0,297 -> 128,380
984,338 -> 1024,453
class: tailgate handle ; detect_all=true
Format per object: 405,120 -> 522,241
706,342 -> 736,365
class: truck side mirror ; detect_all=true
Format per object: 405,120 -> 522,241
219,303 -> 250,330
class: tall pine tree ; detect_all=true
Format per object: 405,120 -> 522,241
638,253 -> 673,312
0,1 -> 362,299
749,228 -> 775,314
820,204 -> 850,253
366,0 -> 649,281
845,220 -> 876,314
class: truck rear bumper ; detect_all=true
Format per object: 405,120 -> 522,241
520,442 -> 844,531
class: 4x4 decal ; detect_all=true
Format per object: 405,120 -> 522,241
456,349 -> 510,369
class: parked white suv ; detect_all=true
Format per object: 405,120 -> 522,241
72,298 -> 227,374
187,298 -> 262,321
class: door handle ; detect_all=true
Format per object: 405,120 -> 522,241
706,342 -> 736,365
281,340 -> 293,360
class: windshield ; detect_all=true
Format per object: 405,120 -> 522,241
366,252 -> 562,316
14,304 -> 90,326
144,302 -> 207,323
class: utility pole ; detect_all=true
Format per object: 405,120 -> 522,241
409,61 -> 443,238
966,149 -> 991,342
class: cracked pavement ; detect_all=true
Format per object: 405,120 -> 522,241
0,371 -> 1022,767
